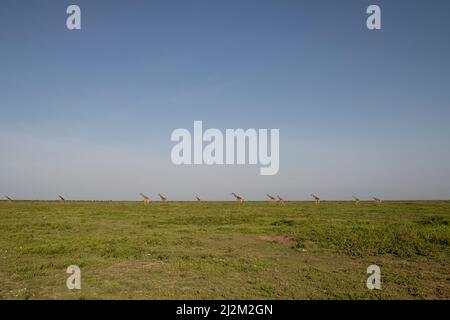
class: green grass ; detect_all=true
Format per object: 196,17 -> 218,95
0,200 -> 449,299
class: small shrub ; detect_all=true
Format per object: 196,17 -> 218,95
271,219 -> 296,226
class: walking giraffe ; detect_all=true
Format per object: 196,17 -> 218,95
311,194 -> 321,204
266,194 -> 277,204
231,192 -> 244,203
352,196 -> 361,205
277,195 -> 285,206
158,194 -> 168,202
139,193 -> 151,205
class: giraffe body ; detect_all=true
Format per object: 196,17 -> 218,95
139,193 -> 151,204
311,194 -> 321,204
373,197 -> 382,204
266,194 -> 277,203
231,193 -> 243,203
277,195 -> 285,206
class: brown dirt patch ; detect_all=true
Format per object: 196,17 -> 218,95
257,234 -> 296,246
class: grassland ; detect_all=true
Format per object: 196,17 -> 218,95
0,200 -> 449,300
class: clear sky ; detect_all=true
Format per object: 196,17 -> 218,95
1,0 -> 449,200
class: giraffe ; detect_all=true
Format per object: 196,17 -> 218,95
158,194 -> 168,202
277,195 -> 285,206
58,195 -> 66,202
373,197 -> 382,204
311,194 -> 321,204
139,193 -> 151,205
352,196 -> 361,205
4,196 -> 12,202
195,196 -> 202,202
266,194 -> 277,204
231,192 -> 244,203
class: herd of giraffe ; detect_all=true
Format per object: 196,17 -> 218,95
2,194 -> 383,205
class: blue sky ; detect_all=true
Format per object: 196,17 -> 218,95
1,0 -> 450,200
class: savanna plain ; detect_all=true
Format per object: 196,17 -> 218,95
0,200 -> 449,299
